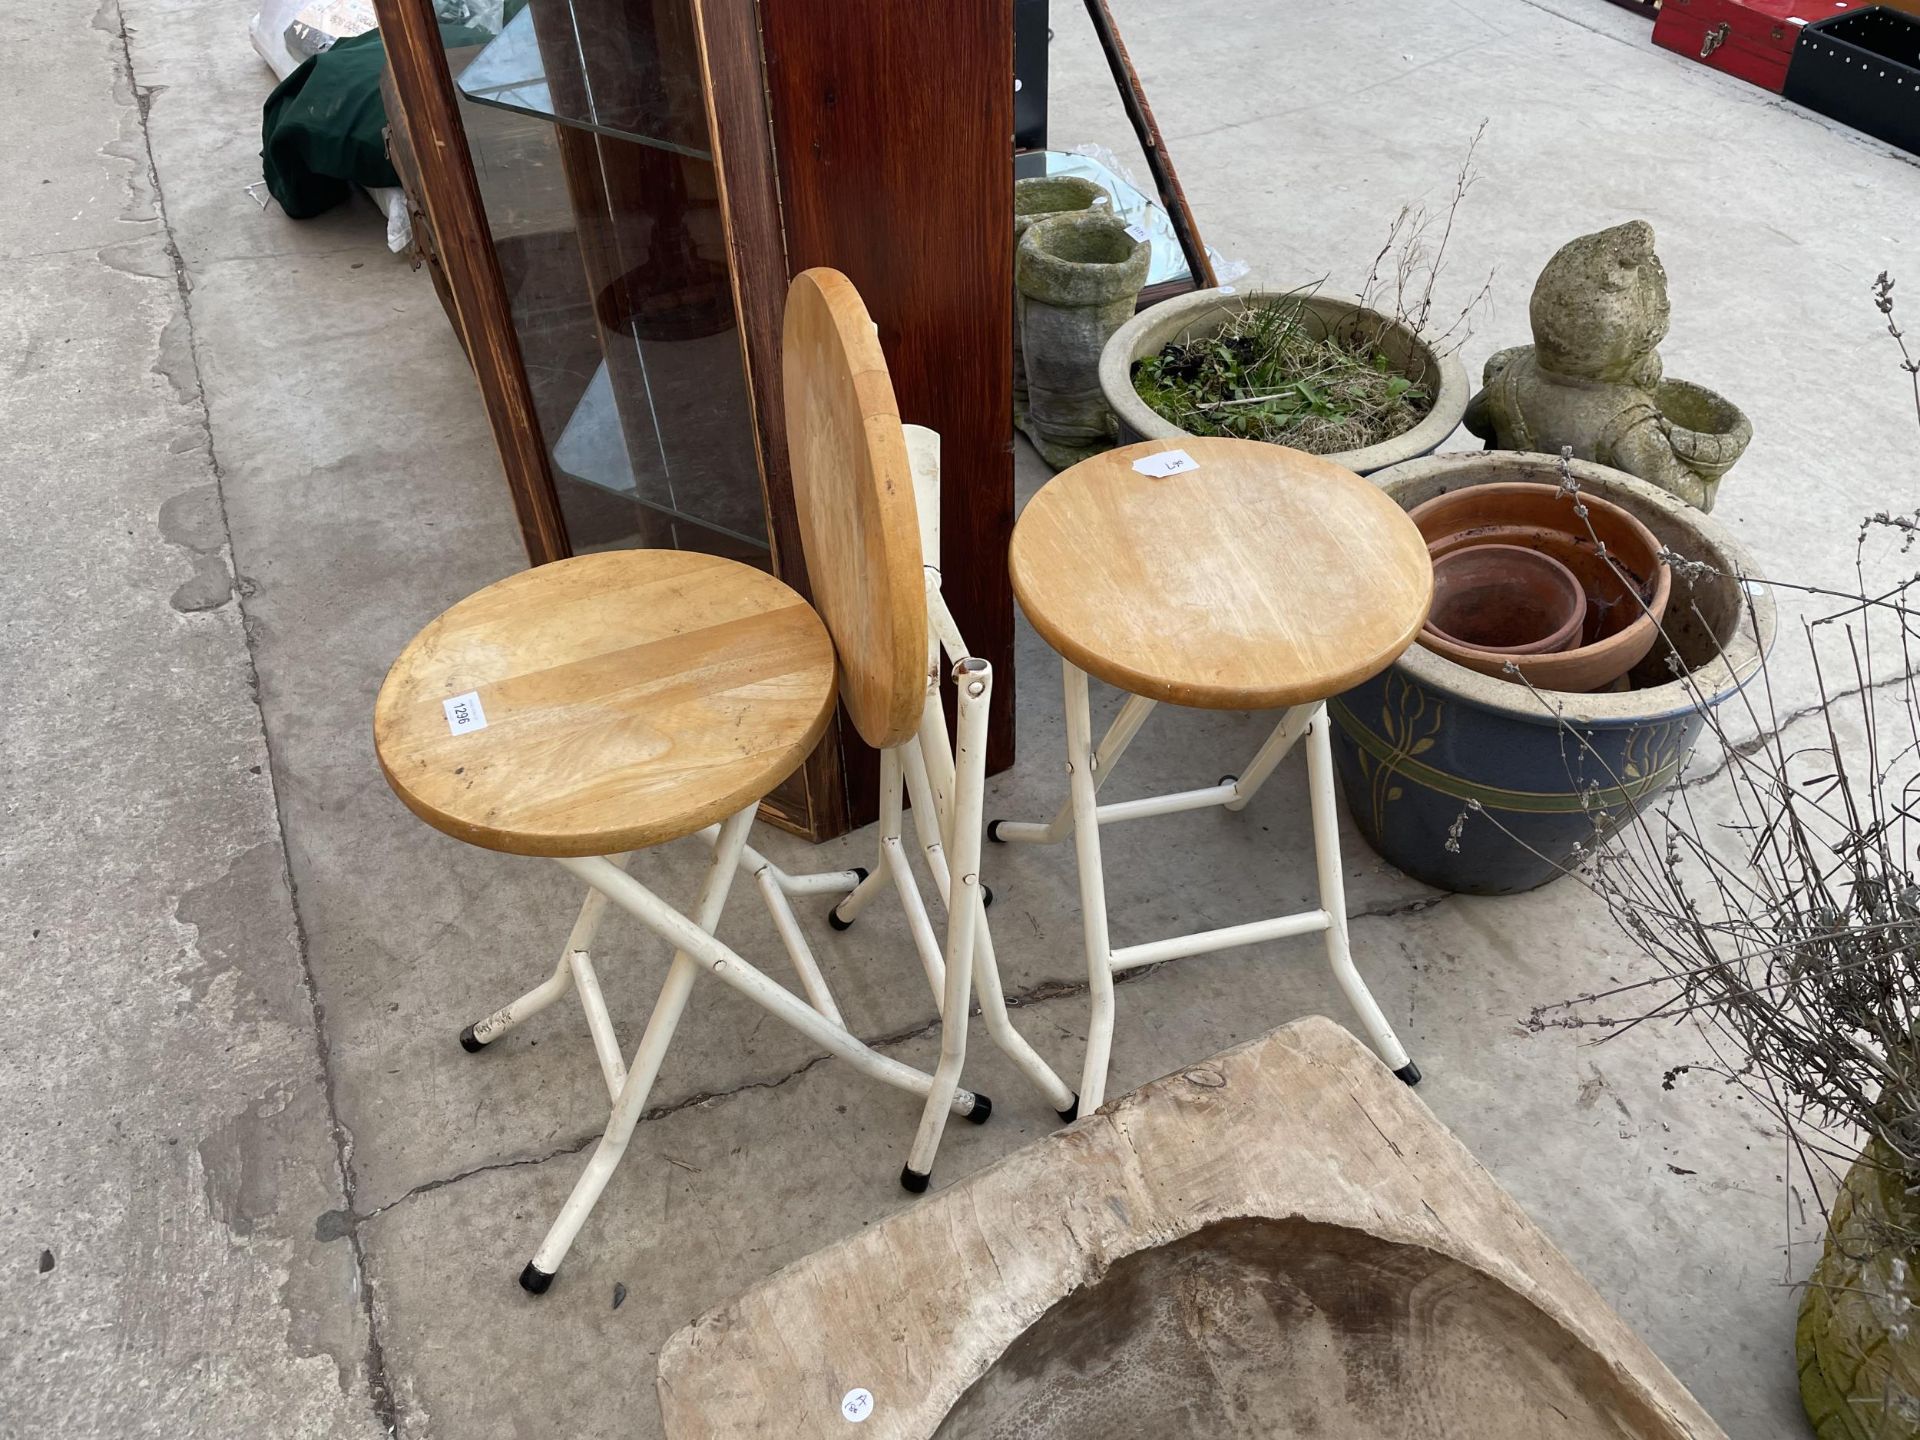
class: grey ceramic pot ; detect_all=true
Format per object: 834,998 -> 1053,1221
1016,211 -> 1151,470
1329,451 -> 1774,895
1014,177 -> 1110,420
1099,287 -> 1470,475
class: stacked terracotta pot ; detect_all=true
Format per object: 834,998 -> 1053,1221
1413,482 -> 1672,693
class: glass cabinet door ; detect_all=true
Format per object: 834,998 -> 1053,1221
445,0 -> 768,564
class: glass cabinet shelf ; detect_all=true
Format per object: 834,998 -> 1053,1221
456,4 -> 713,159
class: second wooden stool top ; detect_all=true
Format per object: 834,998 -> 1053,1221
1009,437 -> 1433,710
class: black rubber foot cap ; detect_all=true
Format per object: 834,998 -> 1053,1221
986,818 -> 1007,844
1218,774 -> 1239,787
900,1165 -> 931,1194
459,1024 -> 487,1054
850,866 -> 870,884
1394,1061 -> 1422,1087
828,906 -> 855,931
981,884 -> 995,910
1057,1094 -> 1080,1123
965,1094 -> 993,1125
519,1262 -> 555,1295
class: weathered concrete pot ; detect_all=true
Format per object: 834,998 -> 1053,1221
1015,211 -> 1150,471
657,1018 -> 1726,1439
1013,176 -> 1110,421
1329,451 -> 1773,896
1797,1137 -> 1920,1438
1099,286 -> 1471,474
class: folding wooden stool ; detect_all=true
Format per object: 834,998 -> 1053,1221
990,436 -> 1433,1111
777,270 -> 1080,1166
368,268 -> 1075,1297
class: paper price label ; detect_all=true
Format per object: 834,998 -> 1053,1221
443,690 -> 488,735
1131,448 -> 1198,479
840,1388 -> 874,1423
1124,222 -> 1149,242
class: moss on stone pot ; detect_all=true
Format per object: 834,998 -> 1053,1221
1328,451 -> 1774,895
1100,287 -> 1470,474
1797,1137 -> 1920,1438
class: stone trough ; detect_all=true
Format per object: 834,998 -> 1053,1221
655,1018 -> 1725,1439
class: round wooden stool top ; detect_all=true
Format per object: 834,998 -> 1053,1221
373,550 -> 837,857
783,268 -> 928,751
1009,438 -> 1433,710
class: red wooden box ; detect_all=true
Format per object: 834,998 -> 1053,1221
1654,0 -> 1863,91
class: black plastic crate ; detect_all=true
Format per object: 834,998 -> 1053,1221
1784,6 -> 1920,158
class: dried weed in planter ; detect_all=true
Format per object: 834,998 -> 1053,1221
1131,291 -> 1435,453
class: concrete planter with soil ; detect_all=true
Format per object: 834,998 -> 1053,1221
1328,451 -> 1773,896
1099,287 -> 1471,475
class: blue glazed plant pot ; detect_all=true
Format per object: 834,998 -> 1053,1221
1331,452 -> 1773,896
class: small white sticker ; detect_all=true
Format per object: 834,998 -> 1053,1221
840,1388 -> 874,1423
1131,448 -> 1198,478
1124,221 -> 1149,242
443,690 -> 488,735
1090,195 -> 1110,208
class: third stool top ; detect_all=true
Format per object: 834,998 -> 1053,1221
1009,437 -> 1433,709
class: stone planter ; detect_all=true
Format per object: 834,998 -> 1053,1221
1797,1137 -> 1920,1438
1013,176 -> 1110,422
1328,451 -> 1774,896
1099,286 -> 1471,475
1015,211 -> 1150,471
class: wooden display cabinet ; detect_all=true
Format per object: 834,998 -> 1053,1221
374,0 -> 1017,840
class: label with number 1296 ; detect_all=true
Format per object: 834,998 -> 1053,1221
443,691 -> 488,735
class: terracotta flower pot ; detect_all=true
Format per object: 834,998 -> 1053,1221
1328,452 -> 1773,895
1409,482 -> 1673,693
1097,287 -> 1470,474
1426,545 -> 1587,665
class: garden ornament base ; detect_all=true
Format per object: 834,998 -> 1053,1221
1463,220 -> 1752,512
1330,451 -> 1773,896
1099,286 -> 1470,474
657,1018 -> 1726,1440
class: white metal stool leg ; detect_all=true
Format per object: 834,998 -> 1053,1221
518,814 -> 754,1293
1062,663 -> 1121,1112
901,708 -> 1079,1117
516,807 -> 988,1294
901,658 -> 990,1189
1302,704 -> 1417,1082
458,861 -> 624,1053
1001,665 -> 1420,1114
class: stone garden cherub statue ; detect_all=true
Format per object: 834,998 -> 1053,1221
1464,220 -> 1750,511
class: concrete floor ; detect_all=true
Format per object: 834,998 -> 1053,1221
5,0 -> 1918,1434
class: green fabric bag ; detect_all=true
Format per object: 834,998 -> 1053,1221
260,24 -> 491,220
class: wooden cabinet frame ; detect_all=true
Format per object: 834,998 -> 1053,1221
375,0 -> 1016,840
